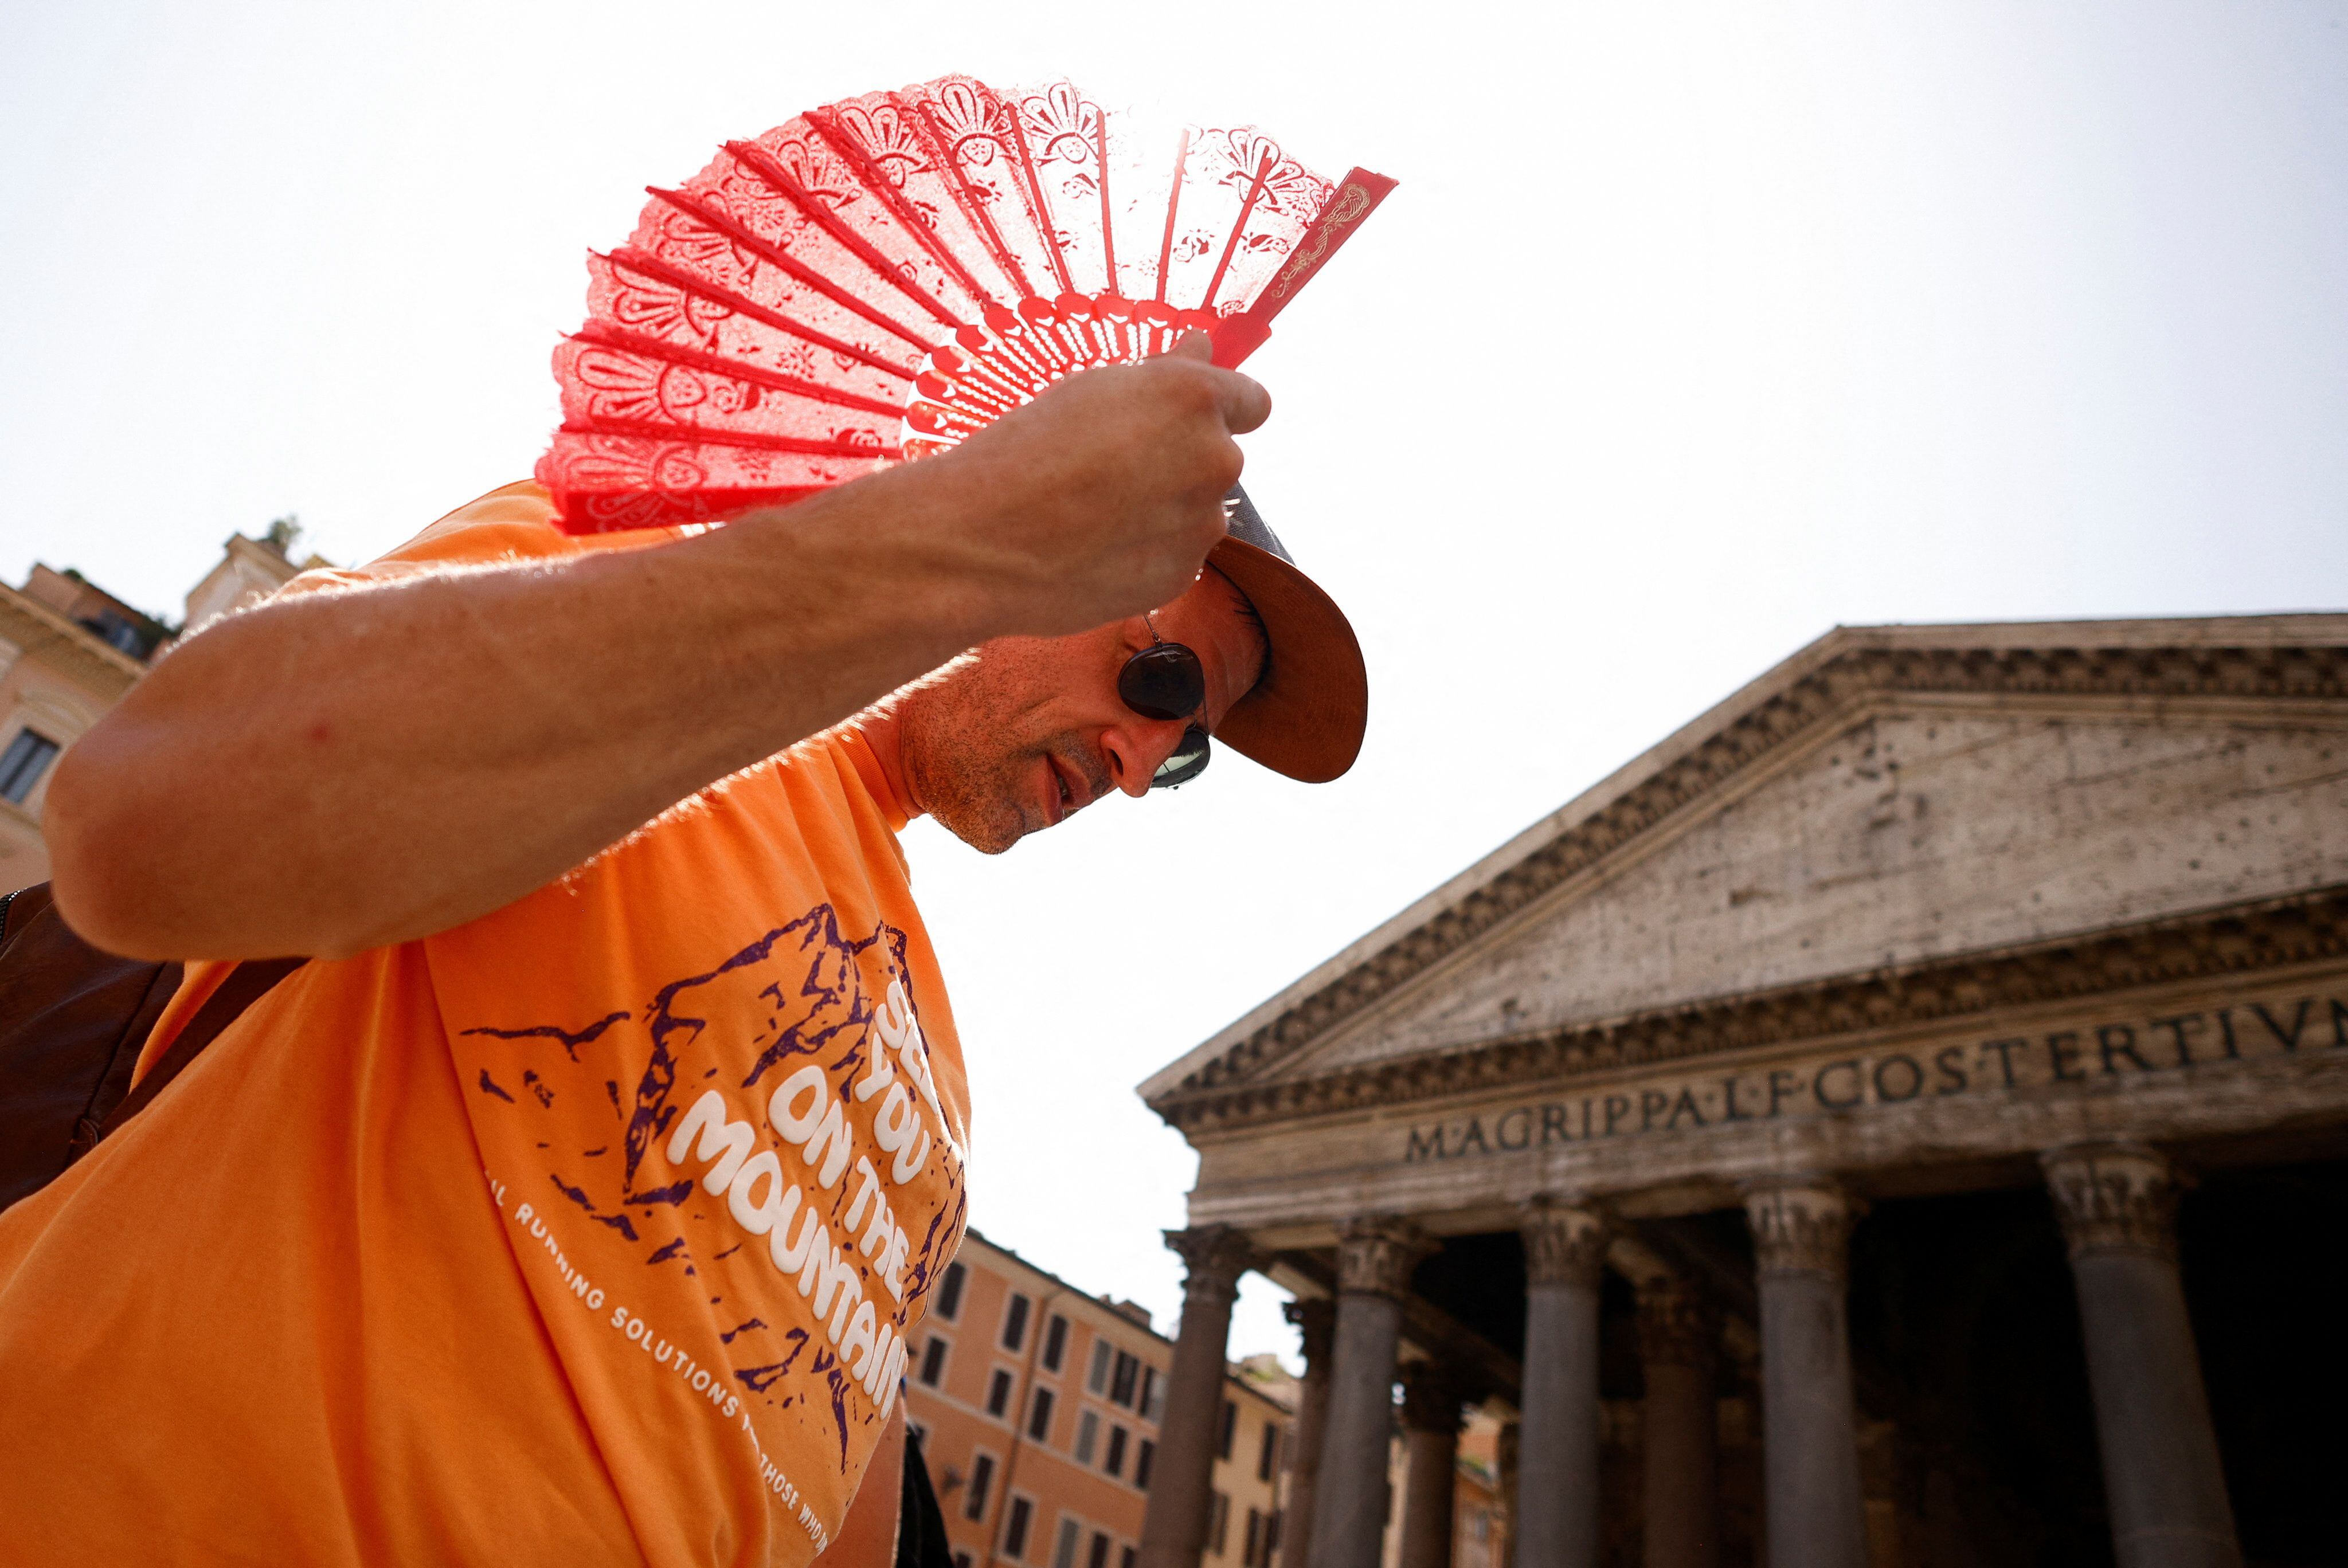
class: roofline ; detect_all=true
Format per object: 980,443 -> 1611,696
0,585 -> 151,691
1137,611 -> 2348,1104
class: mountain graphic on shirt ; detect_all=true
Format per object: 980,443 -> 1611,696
461,901 -> 968,1471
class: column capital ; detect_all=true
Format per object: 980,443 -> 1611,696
2041,1143 -> 2182,1261
1399,1359 -> 1472,1435
1743,1177 -> 1863,1279
1165,1225 -> 1258,1310
1635,1277 -> 1718,1370
1283,1295 -> 1337,1369
1335,1214 -> 1434,1300
1519,1196 -> 1609,1289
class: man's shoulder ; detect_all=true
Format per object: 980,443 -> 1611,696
385,481 -> 648,573
283,483 -> 686,601
404,481 -> 568,556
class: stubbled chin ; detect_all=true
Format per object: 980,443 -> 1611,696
928,794 -> 1032,856
898,709 -> 1051,854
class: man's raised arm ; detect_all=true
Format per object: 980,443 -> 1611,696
46,338 -> 1270,962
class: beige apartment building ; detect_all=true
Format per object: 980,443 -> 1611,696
1,566 -> 171,890
1376,1401 -> 1506,1568
903,1229 -> 1293,1568
0,524 -> 320,893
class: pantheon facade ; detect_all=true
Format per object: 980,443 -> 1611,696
1129,615 -> 2346,1568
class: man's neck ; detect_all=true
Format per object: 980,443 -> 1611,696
850,703 -> 919,822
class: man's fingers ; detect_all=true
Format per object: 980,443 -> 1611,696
1163,330 -> 1271,433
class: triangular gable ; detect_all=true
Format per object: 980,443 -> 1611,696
1140,614 -> 2348,1114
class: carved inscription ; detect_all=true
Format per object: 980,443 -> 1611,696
1401,988 -> 2348,1165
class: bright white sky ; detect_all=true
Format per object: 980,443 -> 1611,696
4,2 -> 2343,1369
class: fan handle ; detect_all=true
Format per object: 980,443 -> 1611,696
1208,167 -> 1398,368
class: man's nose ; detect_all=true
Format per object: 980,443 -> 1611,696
1102,720 -> 1188,798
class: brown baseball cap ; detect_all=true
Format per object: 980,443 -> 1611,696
1204,485 -> 1368,783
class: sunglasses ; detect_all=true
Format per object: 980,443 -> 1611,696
1118,620 -> 1212,789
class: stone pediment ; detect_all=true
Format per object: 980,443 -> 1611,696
1139,616 -> 2348,1130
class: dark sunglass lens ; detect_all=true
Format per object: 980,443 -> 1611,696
1118,642 -> 1206,722
1150,724 -> 1211,790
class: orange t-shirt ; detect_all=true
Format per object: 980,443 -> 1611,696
0,484 -> 972,1566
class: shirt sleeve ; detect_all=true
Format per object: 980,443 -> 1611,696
272,481 -> 681,602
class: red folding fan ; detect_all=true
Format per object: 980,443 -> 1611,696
538,75 -> 1394,533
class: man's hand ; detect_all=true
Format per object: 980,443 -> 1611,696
44,338 -> 1274,961
934,332 -> 1271,638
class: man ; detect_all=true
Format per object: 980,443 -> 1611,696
0,334 -> 1367,1565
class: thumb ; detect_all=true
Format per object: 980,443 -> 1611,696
1163,328 -> 1270,432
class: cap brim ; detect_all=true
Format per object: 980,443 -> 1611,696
1207,535 -> 1368,783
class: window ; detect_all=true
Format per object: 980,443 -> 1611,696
937,1261 -> 966,1321
1133,1438 -> 1155,1491
1041,1313 -> 1069,1373
79,610 -> 148,657
1208,1492 -> 1230,1556
1109,1350 -> 1140,1408
1103,1425 -> 1128,1479
1027,1386 -> 1056,1442
1074,1410 -> 1100,1466
955,1554 -> 974,1568
1139,1365 -> 1162,1422
1086,1339 -> 1112,1394
1087,1531 -> 1112,1568
1257,1421 -> 1279,1482
1052,1517 -> 1082,1568
1243,1510 -> 1280,1568
986,1368 -> 1013,1418
1217,1400 -> 1237,1460
964,1453 -> 996,1521
1003,1496 -> 1035,1561
1002,1292 -> 1032,1353
0,731 -> 59,807
919,1336 -> 950,1387
1121,1550 -> 1137,1568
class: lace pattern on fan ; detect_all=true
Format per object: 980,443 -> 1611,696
540,75 -> 1376,532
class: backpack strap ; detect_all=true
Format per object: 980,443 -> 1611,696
80,954 -> 306,1154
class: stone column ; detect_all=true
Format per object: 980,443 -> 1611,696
2042,1144 -> 2243,1568
1278,1297 -> 1337,1568
1744,1178 -> 1868,1568
1636,1279 -> 1720,1568
1139,1226 -> 1257,1568
1513,1198 -> 1610,1568
1307,1216 -> 1432,1568
1398,1361 -> 1468,1568
1494,1420 -> 1519,1568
